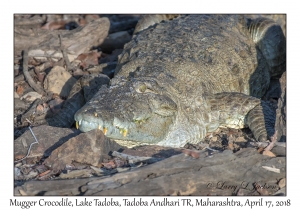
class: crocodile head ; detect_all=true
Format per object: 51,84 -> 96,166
74,75 -> 178,145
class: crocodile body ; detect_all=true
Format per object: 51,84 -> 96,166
74,15 -> 286,147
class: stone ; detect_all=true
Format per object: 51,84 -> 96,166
14,125 -> 80,163
43,66 -> 77,98
43,129 -> 123,170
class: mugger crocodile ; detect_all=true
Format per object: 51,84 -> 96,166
74,15 -> 286,148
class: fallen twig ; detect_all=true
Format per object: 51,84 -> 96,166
250,130 -> 285,151
264,130 -> 278,151
22,50 -> 45,95
15,68 -> 35,83
261,166 -> 280,173
14,126 -> 39,163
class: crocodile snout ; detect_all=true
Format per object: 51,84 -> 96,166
74,80 -> 178,144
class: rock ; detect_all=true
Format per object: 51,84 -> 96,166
20,92 -> 42,102
272,187 -> 286,196
16,148 -> 285,196
275,72 -> 286,142
14,125 -> 80,163
43,66 -> 77,98
270,145 -> 286,157
278,178 -> 286,189
43,129 -> 123,171
14,98 -> 28,110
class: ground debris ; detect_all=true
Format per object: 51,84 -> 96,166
14,125 -> 80,163
15,148 -> 285,196
43,129 -> 123,171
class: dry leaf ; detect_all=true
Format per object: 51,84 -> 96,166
36,104 -> 45,114
102,160 -> 116,169
278,178 -> 286,189
182,149 -> 200,159
257,147 -> 264,153
262,150 -> 276,157
77,52 -> 101,69
39,170 -> 51,177
41,20 -> 66,30
114,158 -> 127,168
228,143 -> 234,150
79,18 -> 87,26
16,85 -> 24,96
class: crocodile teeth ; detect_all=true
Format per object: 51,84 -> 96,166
98,125 -> 102,130
103,127 -> 108,135
123,129 -> 128,137
94,112 -> 98,117
76,121 -> 79,129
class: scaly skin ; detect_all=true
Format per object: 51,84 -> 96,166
75,15 -> 286,148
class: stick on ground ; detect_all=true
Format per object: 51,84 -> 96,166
22,50 -> 45,95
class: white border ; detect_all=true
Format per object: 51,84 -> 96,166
2,0 -> 299,209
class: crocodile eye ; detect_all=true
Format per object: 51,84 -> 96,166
138,84 -> 147,93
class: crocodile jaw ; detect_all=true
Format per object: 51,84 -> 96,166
74,80 -> 178,145
75,113 -> 176,145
